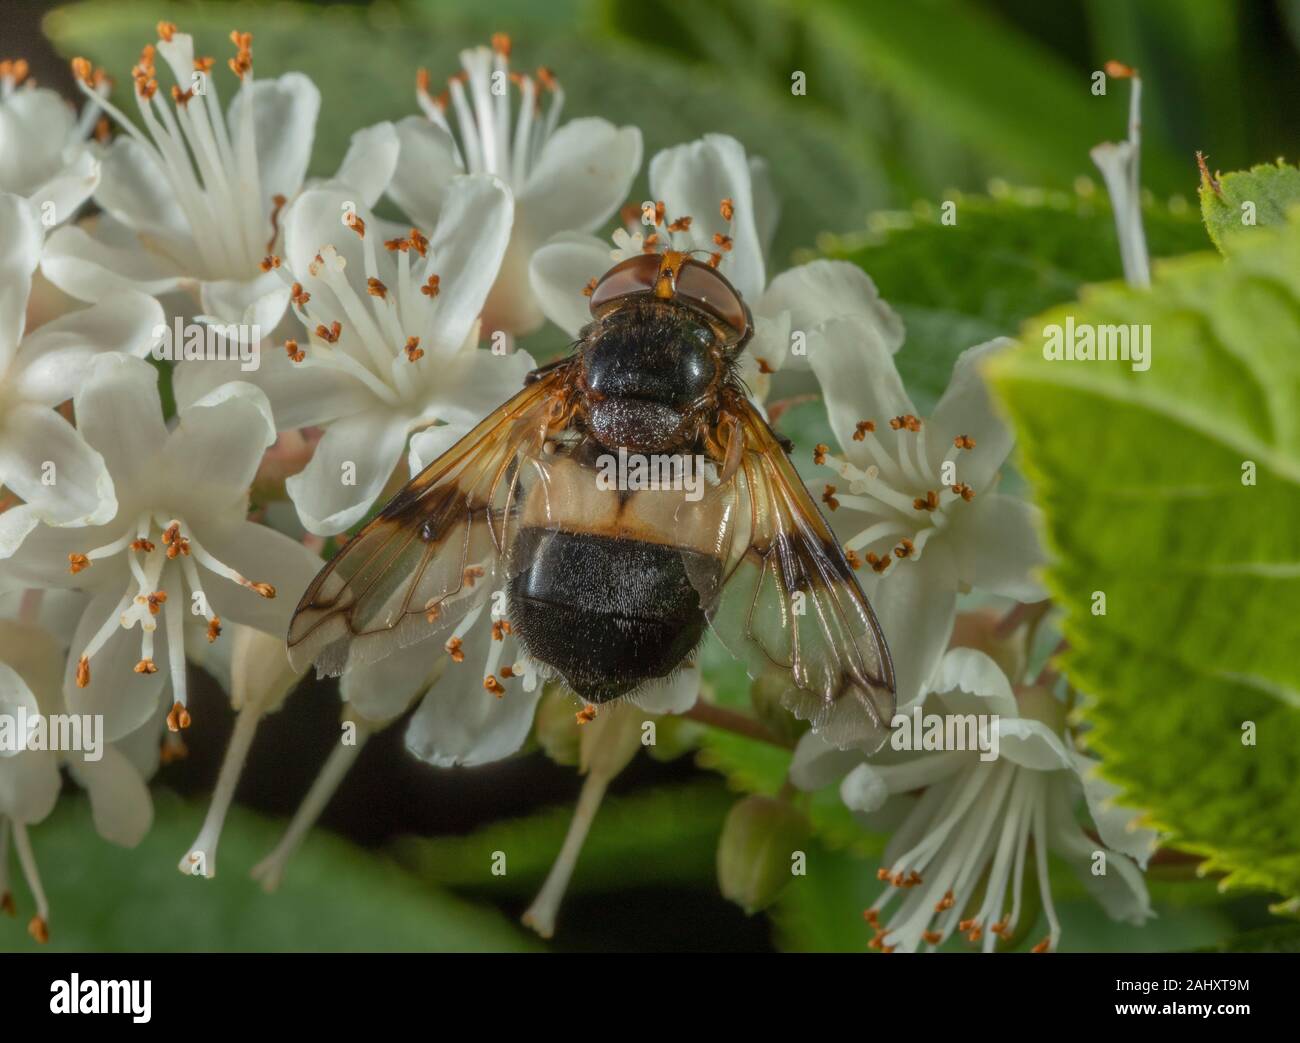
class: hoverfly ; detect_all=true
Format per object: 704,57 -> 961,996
288,249 -> 895,748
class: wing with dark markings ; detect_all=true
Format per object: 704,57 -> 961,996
287,367 -> 567,677
688,395 -> 896,750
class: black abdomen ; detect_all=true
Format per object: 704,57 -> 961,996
508,528 -> 718,703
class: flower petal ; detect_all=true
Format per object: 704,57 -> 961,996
341,643 -> 438,724
1074,751 -> 1160,868
13,290 -> 163,406
160,380 -> 276,517
953,492 -> 1047,601
1049,783 -> 1153,925
285,409 -> 410,535
808,315 -> 916,462
92,136 -> 192,244
758,259 -> 904,355
422,174 -> 513,354
520,119 -> 642,238
0,191 -> 41,367
649,134 -> 765,300
191,520 -> 323,635
996,717 -> 1072,771
0,747 -> 60,822
528,231 -> 608,337
386,115 -> 464,228
408,423 -> 467,477
333,121 -> 400,209
227,72 -> 321,207
928,646 -> 1019,719
41,222 -> 190,302
404,661 -> 544,768
628,662 -> 700,715
789,730 -> 864,790
0,403 -> 116,526
856,545 -> 957,709
29,148 -> 100,226
73,354 -> 167,498
928,337 -> 1015,487
66,743 -> 153,846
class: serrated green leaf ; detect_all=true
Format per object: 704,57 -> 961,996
390,781 -> 731,895
1199,160 -> 1300,252
0,792 -> 537,952
989,214 -> 1300,904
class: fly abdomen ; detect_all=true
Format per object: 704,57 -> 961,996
507,528 -> 719,703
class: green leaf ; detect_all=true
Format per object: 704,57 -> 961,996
989,214 -> 1300,904
819,185 -> 1208,406
390,781 -> 732,895
1199,159 -> 1300,252
0,792 -> 537,951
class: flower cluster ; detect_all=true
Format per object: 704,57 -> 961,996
0,23 -> 1153,952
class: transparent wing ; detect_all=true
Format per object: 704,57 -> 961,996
287,367 -> 569,677
689,396 -> 896,750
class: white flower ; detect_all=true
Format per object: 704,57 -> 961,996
0,192 -> 163,553
43,26 -> 392,328
0,58 -> 103,224
813,336 -> 1046,707
389,34 -> 642,335
176,174 -> 532,535
0,593 -> 159,943
2,354 -> 320,740
792,646 -> 1157,953
528,132 -> 902,404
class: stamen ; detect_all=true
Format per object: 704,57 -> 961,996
581,278 -> 597,297
68,553 -> 90,574
575,704 -> 597,724
366,276 -> 387,299
951,483 -> 976,502
76,656 -> 90,688
813,443 -> 829,465
822,485 -> 839,511
207,617 -> 222,642
894,538 -> 915,559
315,321 -> 341,344
445,636 -> 465,662
420,274 -> 440,298
712,232 -> 733,252
344,211 -> 366,238
484,675 -> 505,697
720,198 -> 735,221
913,491 -> 940,512
290,282 -> 310,306
167,701 -> 192,732
404,336 -> 424,362
134,658 -> 158,675
890,414 -> 922,432
853,420 -> 876,441
285,339 -> 304,363
953,434 -> 975,450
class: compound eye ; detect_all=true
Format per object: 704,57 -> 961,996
589,255 -> 661,315
675,261 -> 749,342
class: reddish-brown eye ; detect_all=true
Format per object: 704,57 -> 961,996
674,261 -> 748,341
588,255 -> 661,315
589,254 -> 750,344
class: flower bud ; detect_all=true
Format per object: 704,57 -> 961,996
716,795 -> 811,915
